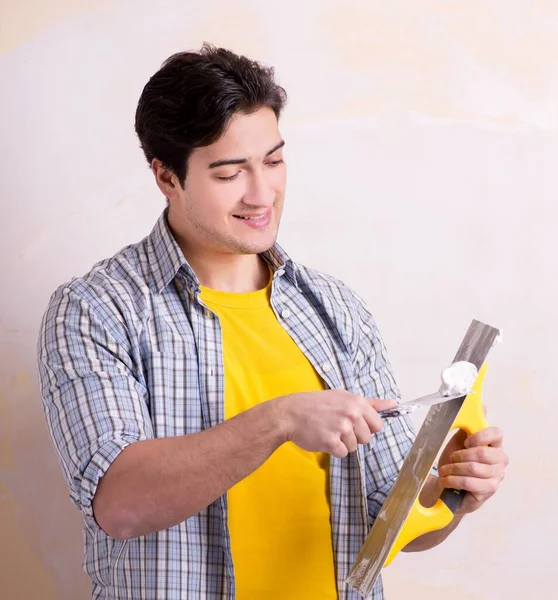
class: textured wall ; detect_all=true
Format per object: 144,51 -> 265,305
1,1 -> 554,598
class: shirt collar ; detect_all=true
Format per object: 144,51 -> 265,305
261,242 -> 300,290
145,209 -> 299,295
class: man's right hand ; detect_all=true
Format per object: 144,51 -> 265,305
92,389 -> 397,539
274,390 -> 398,458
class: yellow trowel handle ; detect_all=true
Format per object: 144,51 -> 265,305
383,363 -> 489,566
451,362 -> 489,437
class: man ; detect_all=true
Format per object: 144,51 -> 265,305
38,44 -> 508,600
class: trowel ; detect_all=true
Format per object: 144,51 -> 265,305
346,319 -> 500,597
378,389 -> 477,418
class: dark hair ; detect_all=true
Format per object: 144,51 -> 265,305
135,43 -> 287,187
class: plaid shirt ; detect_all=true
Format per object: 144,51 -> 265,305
38,211 -> 416,600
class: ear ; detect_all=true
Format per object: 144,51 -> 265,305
152,159 -> 182,201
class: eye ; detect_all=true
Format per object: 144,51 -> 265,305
217,172 -> 240,181
266,159 -> 284,167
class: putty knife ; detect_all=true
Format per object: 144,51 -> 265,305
378,390 -> 476,418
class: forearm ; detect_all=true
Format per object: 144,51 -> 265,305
402,475 -> 464,552
93,398 -> 286,540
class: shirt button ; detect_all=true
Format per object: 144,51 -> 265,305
281,309 -> 291,319
276,269 -> 285,276
322,363 -> 332,373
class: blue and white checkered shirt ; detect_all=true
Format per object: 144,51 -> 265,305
38,211 -> 416,600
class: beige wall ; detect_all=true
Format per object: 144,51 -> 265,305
1,1 -> 554,598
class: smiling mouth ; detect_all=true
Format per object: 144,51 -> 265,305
233,211 -> 269,221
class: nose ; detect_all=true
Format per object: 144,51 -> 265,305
241,168 -> 276,208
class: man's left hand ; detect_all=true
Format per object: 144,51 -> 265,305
437,425 -> 508,516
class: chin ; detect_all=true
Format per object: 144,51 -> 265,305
237,234 -> 278,255
239,242 -> 275,255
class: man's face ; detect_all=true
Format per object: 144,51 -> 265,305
164,107 -> 286,258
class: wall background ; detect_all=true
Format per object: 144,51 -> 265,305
1,1 -> 554,598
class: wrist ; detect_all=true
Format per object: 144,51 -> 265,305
269,395 -> 294,444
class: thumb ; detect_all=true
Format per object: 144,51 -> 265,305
439,429 -> 467,466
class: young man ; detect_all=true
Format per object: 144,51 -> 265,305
38,44 -> 507,600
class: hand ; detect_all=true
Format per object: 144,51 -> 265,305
437,425 -> 508,516
275,390 -> 397,458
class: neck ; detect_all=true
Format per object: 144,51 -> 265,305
174,240 -> 270,293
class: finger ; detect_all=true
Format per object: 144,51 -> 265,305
438,461 -> 497,479
340,429 -> 358,453
444,429 -> 468,453
465,426 -> 504,448
353,417 -> 373,444
439,475 -> 499,496
361,401 -> 384,434
368,398 -> 398,413
327,437 -> 349,459
451,446 -> 505,466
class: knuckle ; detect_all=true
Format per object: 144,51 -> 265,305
326,434 -> 340,449
467,463 -> 479,477
340,422 -> 353,437
348,408 -> 361,422
479,447 -> 491,462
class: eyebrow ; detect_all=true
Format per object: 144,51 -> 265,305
208,140 -> 285,169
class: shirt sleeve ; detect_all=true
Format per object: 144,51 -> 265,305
37,284 -> 154,522
349,290 -> 418,522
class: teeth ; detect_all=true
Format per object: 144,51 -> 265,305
237,214 -> 266,220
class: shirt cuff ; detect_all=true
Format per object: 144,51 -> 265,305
79,436 -> 138,519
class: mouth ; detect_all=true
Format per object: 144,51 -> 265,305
232,209 -> 272,228
233,211 -> 269,221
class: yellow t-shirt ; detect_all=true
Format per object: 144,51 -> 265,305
200,271 -> 338,600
